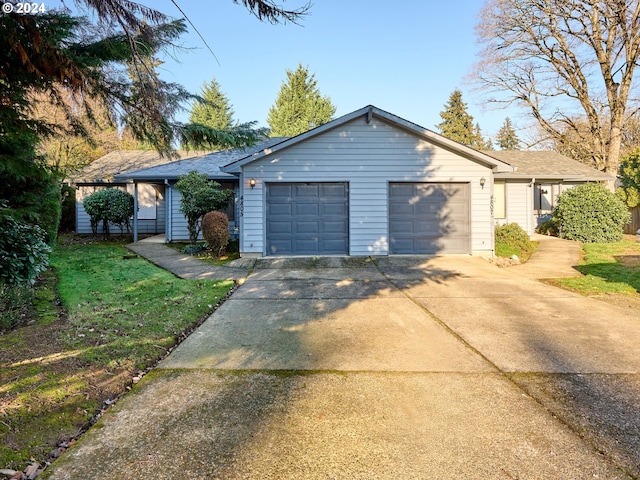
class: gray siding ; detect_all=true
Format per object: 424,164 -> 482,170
76,183 -> 165,235
169,187 -> 237,242
502,181 -> 533,235
240,116 -> 494,256
76,185 -> 128,234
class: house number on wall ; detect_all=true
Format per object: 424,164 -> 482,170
239,195 -> 244,217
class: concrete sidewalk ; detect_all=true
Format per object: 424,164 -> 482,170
45,238 -> 640,479
509,233 -> 583,279
125,242 -> 254,282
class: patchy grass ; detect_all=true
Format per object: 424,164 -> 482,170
0,241 -> 233,471
166,238 -> 241,266
550,239 -> 640,300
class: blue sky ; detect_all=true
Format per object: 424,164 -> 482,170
65,0 -> 528,140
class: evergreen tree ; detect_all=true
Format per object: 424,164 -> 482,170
474,123 -> 493,150
436,90 -> 483,147
190,78 -> 235,131
267,64 -> 336,137
495,117 -> 521,150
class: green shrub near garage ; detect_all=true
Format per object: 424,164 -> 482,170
495,223 -> 534,258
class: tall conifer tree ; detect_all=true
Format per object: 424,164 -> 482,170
495,117 -> 521,150
436,89 -> 485,148
190,79 -> 235,131
267,64 -> 336,137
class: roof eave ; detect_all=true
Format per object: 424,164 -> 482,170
495,173 -> 614,181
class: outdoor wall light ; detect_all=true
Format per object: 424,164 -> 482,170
480,177 -> 486,189
249,178 -> 256,189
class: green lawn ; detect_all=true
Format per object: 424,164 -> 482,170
165,238 -> 241,266
0,241 -> 233,470
554,240 -> 640,295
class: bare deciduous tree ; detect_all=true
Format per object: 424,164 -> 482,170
473,0 -> 640,180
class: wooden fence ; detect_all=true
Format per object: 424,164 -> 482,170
624,206 -> 640,235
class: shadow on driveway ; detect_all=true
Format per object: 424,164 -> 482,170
46,253 -> 638,479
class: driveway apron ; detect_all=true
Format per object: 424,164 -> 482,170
46,247 -> 639,479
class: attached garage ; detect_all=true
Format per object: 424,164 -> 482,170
223,106 -> 515,257
389,182 -> 470,254
267,182 -> 349,255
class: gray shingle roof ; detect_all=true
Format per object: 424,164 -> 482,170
68,150 -> 212,184
112,138 -> 288,182
486,150 -> 612,181
68,138 -> 289,184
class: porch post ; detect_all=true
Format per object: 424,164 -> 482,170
133,182 -> 139,242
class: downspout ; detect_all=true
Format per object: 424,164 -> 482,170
165,179 -> 172,242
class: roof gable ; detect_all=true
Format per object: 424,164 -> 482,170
222,105 -> 514,173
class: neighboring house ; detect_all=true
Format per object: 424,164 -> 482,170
69,150 -> 210,235
113,138 -> 286,242
222,106 -> 515,257
487,150 -> 613,236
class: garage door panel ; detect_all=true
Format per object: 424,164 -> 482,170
295,204 -> 319,215
295,184 -> 319,197
322,184 -> 347,197
323,221 -> 348,234
267,182 -> 349,255
268,204 -> 292,215
269,221 -> 293,234
297,221 -> 320,234
389,203 -> 413,215
296,238 -> 320,252
390,183 -> 414,196
322,239 -> 349,253
269,239 -> 293,254
389,221 -> 414,234
322,203 -> 348,216
389,182 -> 470,254
269,184 -> 293,197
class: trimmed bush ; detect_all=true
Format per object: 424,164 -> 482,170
495,223 -> 534,258
201,211 -> 229,256
175,171 -> 233,245
553,183 -> 630,243
83,188 -> 134,238
0,215 -> 51,286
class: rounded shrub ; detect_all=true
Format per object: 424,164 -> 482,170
553,183 -> 630,243
201,211 -> 229,256
495,223 -> 533,258
83,188 -> 134,238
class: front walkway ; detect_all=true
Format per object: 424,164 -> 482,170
510,233 -> 583,279
125,242 -> 253,282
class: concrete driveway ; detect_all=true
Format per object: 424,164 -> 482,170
46,245 -> 640,479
